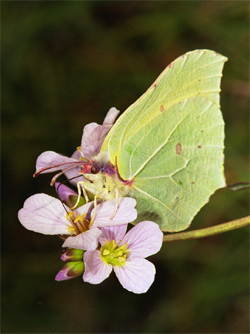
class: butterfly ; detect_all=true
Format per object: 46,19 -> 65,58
35,50 -> 227,232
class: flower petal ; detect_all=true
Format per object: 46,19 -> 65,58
99,224 -> 128,246
35,151 -> 80,174
18,194 -> 71,235
63,150 -> 86,186
74,201 -> 95,221
62,228 -> 102,251
122,221 -> 163,258
91,197 -> 137,228
81,107 -> 119,160
102,107 -> 119,126
83,250 -> 112,284
80,123 -> 103,160
114,258 -> 156,294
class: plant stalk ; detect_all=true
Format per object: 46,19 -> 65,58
163,215 -> 250,242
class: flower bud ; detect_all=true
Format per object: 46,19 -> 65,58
61,248 -> 84,262
55,261 -> 84,281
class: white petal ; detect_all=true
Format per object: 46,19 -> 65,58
83,250 -> 112,284
114,258 -> 156,294
18,194 -> 71,235
62,228 -> 102,251
35,151 -> 80,174
122,221 -> 163,258
98,225 -> 128,246
91,197 -> 137,228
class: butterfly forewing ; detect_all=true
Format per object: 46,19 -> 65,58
102,50 -> 227,165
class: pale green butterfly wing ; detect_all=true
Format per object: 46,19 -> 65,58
101,50 -> 227,231
102,49 -> 227,167
120,96 -> 225,231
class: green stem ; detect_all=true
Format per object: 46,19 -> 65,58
163,215 -> 250,242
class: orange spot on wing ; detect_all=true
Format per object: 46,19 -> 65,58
176,143 -> 182,155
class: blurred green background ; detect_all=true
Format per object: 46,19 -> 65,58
2,2 -> 249,333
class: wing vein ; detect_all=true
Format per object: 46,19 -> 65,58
133,184 -> 189,223
131,99 -> 213,177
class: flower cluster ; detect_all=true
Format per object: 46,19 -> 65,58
18,108 -> 163,294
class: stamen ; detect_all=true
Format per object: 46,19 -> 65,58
103,249 -> 110,256
66,211 -> 74,221
74,213 -> 85,223
66,212 -> 89,234
101,241 -> 129,267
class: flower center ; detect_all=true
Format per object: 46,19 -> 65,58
66,211 -> 89,235
101,240 -> 129,267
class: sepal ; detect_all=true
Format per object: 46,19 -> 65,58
68,195 -> 86,208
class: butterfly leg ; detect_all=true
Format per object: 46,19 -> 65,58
89,193 -> 100,227
70,181 -> 90,209
110,188 -> 119,219
88,187 -> 119,225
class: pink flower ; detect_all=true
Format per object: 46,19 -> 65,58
18,194 -> 137,251
34,107 -> 119,186
83,221 -> 163,294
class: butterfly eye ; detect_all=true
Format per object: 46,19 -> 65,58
91,165 -> 100,174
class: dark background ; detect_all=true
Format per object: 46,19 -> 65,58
2,2 -> 249,333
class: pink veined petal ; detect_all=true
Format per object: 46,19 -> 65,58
62,228 -> 102,251
91,197 -> 137,228
81,123 -> 103,160
122,221 -> 163,258
83,250 -> 112,284
114,258 -> 156,294
63,150 -> 86,186
70,149 -> 82,160
75,201 -> 94,220
18,194 -> 71,235
35,151 -> 80,174
102,107 -> 119,126
81,108 -> 120,160
99,225 -> 128,246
